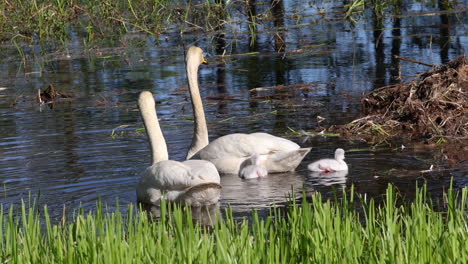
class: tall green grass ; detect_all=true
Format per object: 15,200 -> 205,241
3,0 -> 456,46
1,184 -> 467,263
0,0 -> 233,44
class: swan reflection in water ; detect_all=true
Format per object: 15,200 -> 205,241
141,171 -> 309,224
220,171 -> 306,213
306,170 -> 348,188
140,202 -> 220,227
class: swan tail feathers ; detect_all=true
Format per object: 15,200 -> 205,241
265,147 -> 311,173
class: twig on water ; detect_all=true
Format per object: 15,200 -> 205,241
394,55 -> 437,67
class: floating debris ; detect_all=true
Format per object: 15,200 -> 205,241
250,82 -> 332,93
38,84 -> 74,104
317,115 -> 326,124
420,165 -> 434,173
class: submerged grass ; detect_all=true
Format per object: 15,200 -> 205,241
1,184 -> 467,263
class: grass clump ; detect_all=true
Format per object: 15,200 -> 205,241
0,184 -> 467,263
3,0 -> 463,50
1,0 -> 173,44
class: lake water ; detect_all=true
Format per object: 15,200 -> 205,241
0,0 -> 467,220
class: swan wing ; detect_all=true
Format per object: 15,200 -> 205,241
194,133 -> 310,174
143,160 -> 220,190
180,160 -> 222,206
142,160 -> 193,190
249,132 -> 300,151
197,133 -> 300,160
181,159 -> 221,185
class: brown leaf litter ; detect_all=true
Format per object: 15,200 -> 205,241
329,56 -> 467,144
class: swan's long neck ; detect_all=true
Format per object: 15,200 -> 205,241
138,91 -> 169,164
335,151 -> 345,162
186,58 -> 209,159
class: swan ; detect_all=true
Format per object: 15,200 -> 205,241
307,148 -> 348,172
136,91 -> 221,206
239,154 -> 268,179
184,46 -> 311,174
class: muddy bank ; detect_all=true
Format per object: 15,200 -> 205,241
329,57 -> 467,144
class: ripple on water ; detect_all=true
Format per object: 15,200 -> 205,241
219,172 -> 305,212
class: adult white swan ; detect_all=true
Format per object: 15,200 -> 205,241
136,91 -> 221,206
184,46 -> 311,174
307,148 -> 348,172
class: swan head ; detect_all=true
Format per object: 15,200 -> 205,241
187,46 -> 208,67
334,148 -> 345,161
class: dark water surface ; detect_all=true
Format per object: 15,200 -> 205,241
0,1 -> 467,219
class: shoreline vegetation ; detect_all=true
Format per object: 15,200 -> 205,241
1,1 -> 466,59
1,184 -> 467,263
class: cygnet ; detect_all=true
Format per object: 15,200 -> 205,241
307,148 -> 348,172
239,154 -> 268,179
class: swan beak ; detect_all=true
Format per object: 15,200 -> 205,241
202,56 -> 208,65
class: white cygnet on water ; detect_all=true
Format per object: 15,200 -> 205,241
239,154 -> 268,179
307,148 -> 348,172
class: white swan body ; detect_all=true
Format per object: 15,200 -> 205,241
307,148 -> 348,172
192,132 -> 310,174
239,153 -> 268,179
184,46 -> 311,174
136,91 -> 221,206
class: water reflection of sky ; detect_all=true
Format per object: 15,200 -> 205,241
0,1 -> 466,219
